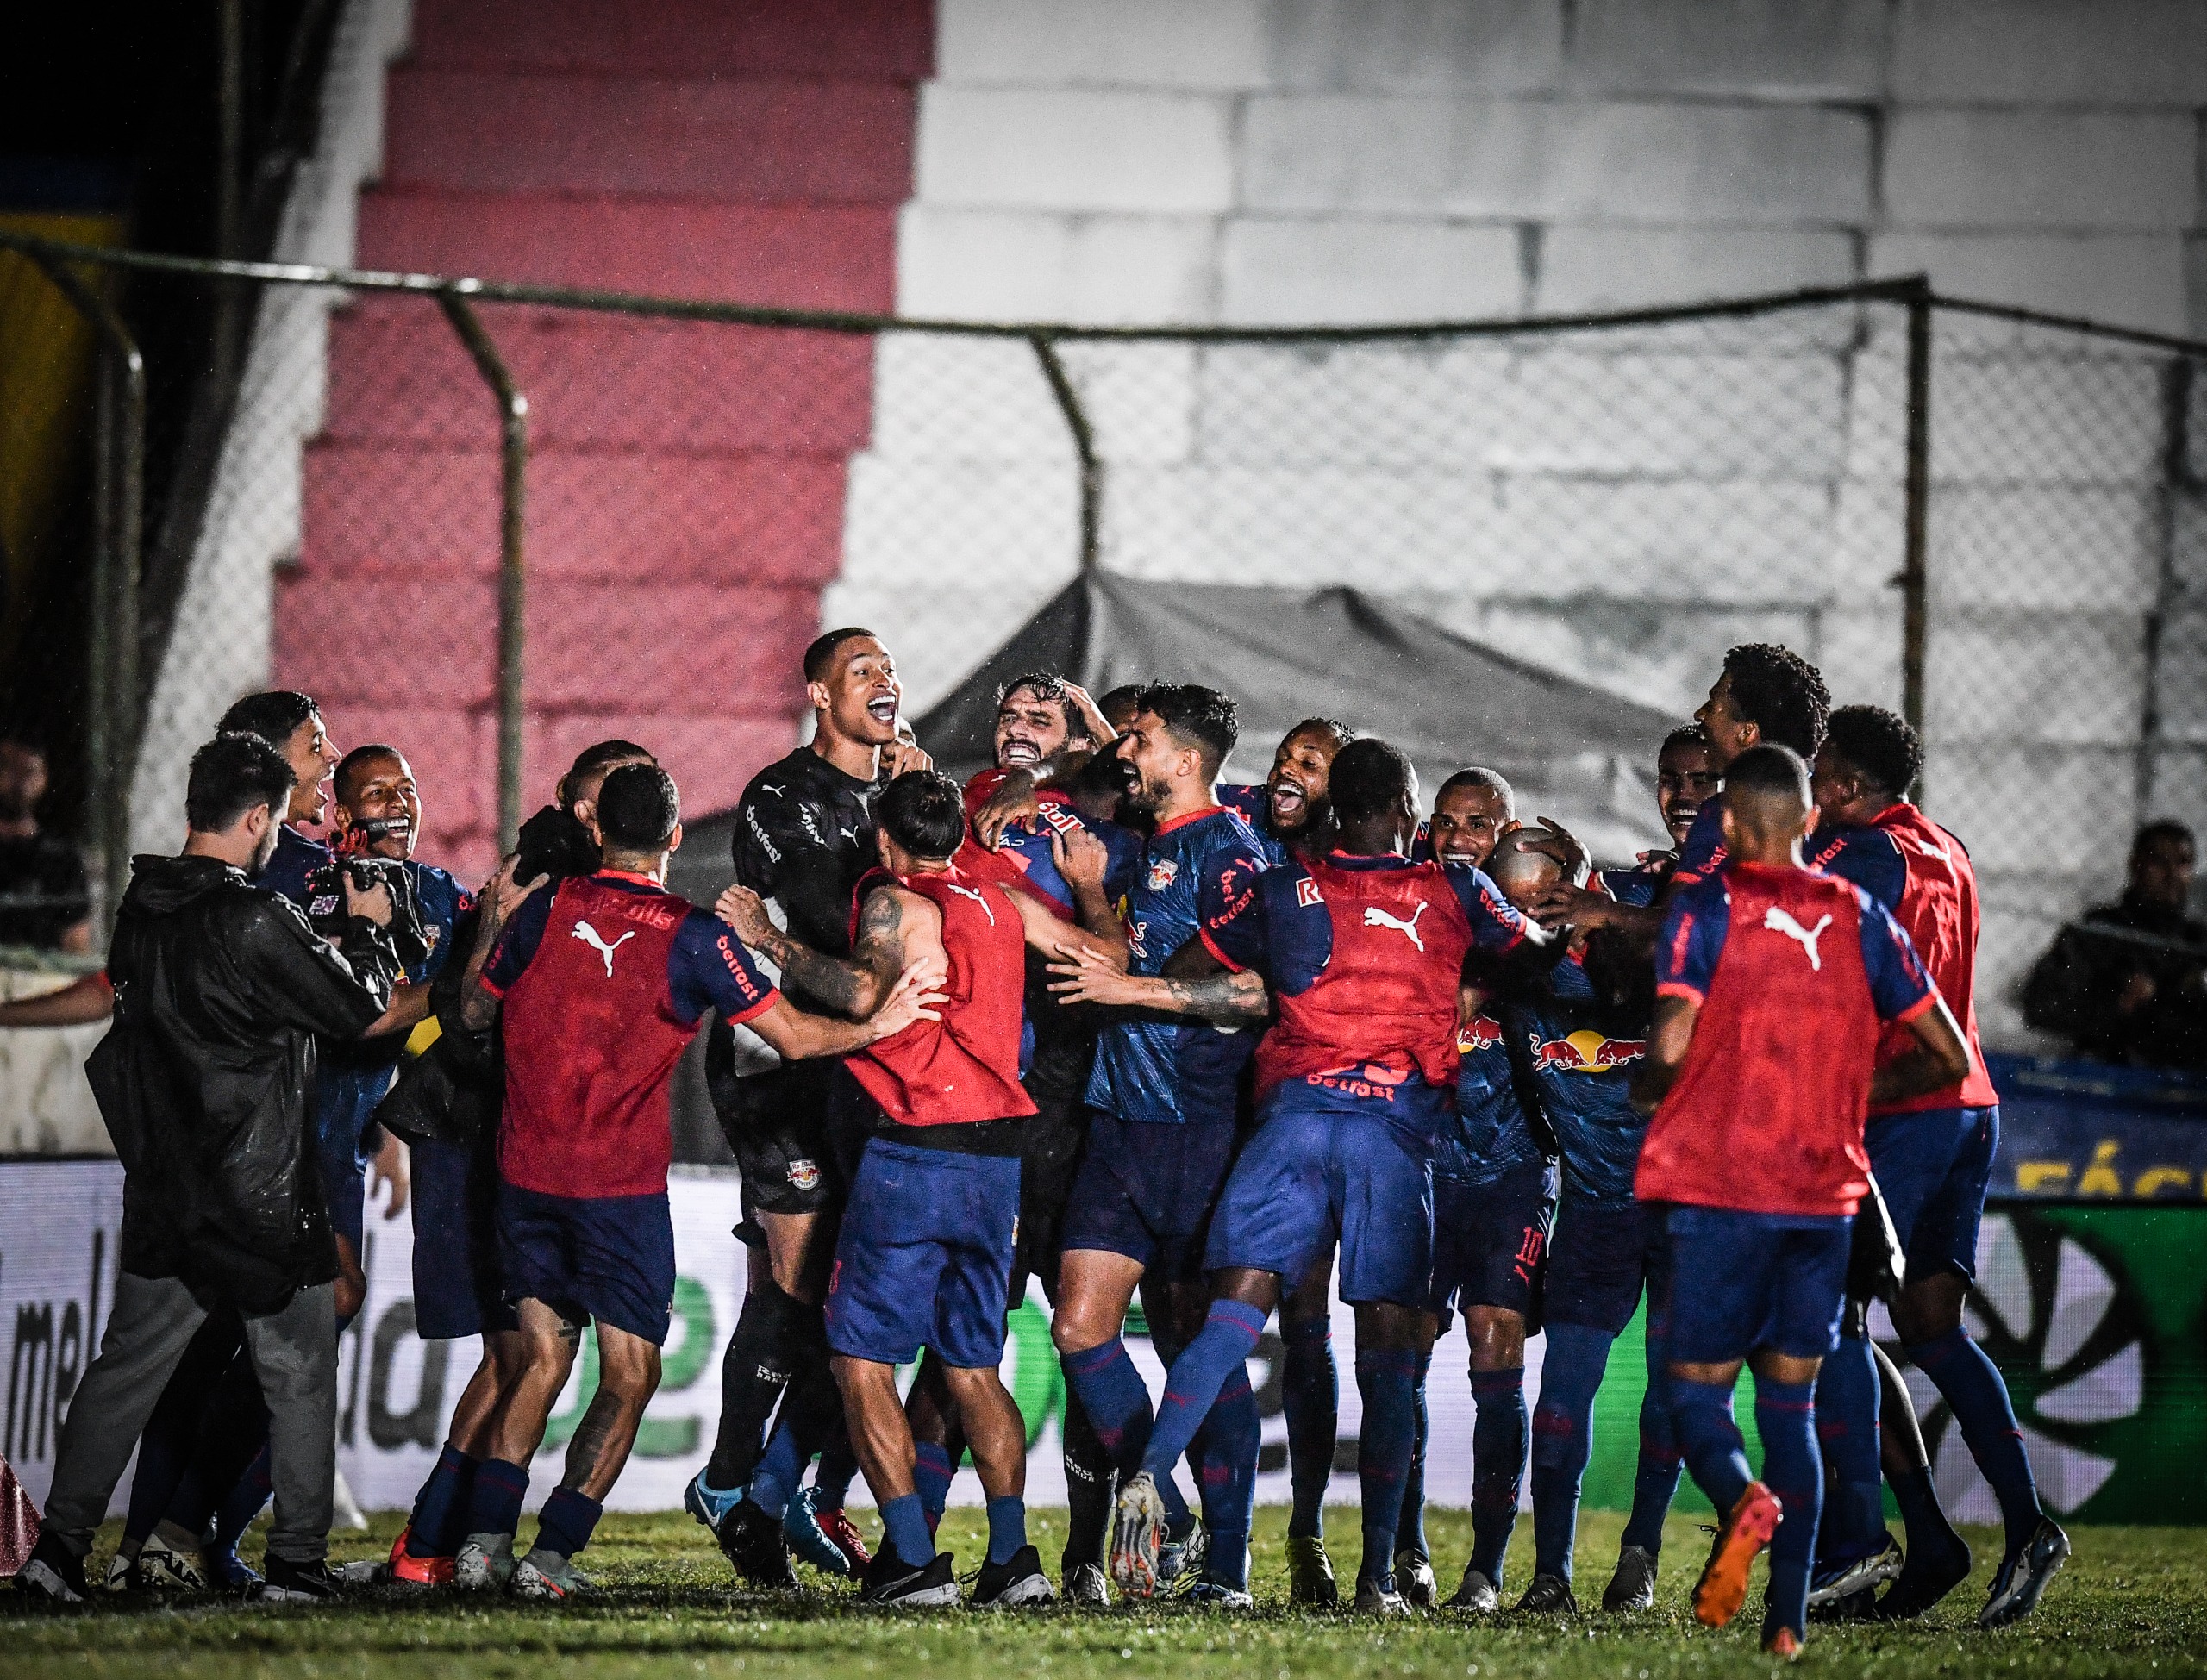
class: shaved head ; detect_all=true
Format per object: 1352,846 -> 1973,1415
1484,827 -> 1566,912
1720,743 -> 1813,861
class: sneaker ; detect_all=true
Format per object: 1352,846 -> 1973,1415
1183,1579 -> 1254,1609
139,1533 -> 213,1593
1285,1534 -> 1339,1607
1396,1550 -> 1436,1608
254,1554 -> 347,1602
200,1543 -> 263,1595
972,1544 -> 1056,1608
784,1488 -> 858,1577
1515,1572 -> 1578,1616
1110,1471 -> 1169,1599
1979,1519 -> 2070,1629
816,1503 -> 872,1575
713,1496 -> 800,1591
15,1533 -> 88,1602
860,1542 -> 960,1608
1808,1533 -> 1903,1609
1602,1545 -> 1657,1613
387,1527 -> 456,1590
1873,1533 -> 1973,1622
454,1532 -> 517,1593
1063,1560 -> 1110,1606
1158,1511 -> 1204,1587
1445,1565 -> 1499,1613
510,1549 -> 592,1601
1354,1578 -> 1410,1616
1763,1625 -> 1804,1660
1691,1482 -> 1783,1630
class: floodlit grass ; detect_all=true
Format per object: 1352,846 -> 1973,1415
4,1507 -> 2199,1678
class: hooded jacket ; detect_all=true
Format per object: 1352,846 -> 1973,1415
85,853 -> 400,1312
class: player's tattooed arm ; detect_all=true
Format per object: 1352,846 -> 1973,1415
1868,995 -> 1972,1106
458,853 -> 550,1031
715,883 -> 884,1015
747,959 -> 949,1060
1629,992 -> 1699,1114
1047,942 -> 1269,1024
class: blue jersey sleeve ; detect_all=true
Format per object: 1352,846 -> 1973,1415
670,909 -> 782,1028
1598,865 -> 1663,909
1194,835 -> 1270,971
1098,821 -> 1144,907
1655,877 -> 1730,1003
1246,866 -> 1334,996
1856,890 -> 1938,1024
409,864 -> 471,984
1813,826 -> 1906,911
1444,863 -> 1529,949
481,882 -> 556,996
1671,798 -> 1727,891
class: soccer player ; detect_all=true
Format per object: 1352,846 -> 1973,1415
693,628 -> 929,1584
215,690 -> 342,905
446,763 -> 941,1599
1632,745 -> 1969,1657
1808,705 -> 2066,1624
1041,685 -> 1275,1605
1420,767 -> 1518,871
1221,717 -> 1353,860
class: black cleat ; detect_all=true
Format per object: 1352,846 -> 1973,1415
861,1542 -> 960,1608
1873,1533 -> 1973,1622
716,1496 -> 800,1591
14,1533 -> 88,1603
971,1544 -> 1056,1608
1979,1519 -> 2070,1629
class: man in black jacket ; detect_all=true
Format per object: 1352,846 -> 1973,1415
16,734 -> 403,1604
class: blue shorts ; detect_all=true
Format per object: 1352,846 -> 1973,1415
1204,1085 -> 1442,1309
1866,1105 -> 1997,1284
1660,1206 -> 1853,1365
1429,1159 -> 1558,1323
497,1181 -> 677,1345
1543,1195 -> 1665,1335
411,1132 -> 516,1340
824,1137 -> 1022,1370
1060,1111 -> 1239,1283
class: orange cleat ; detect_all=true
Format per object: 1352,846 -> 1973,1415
1763,1626 -> 1804,1660
387,1526 -> 456,1589
1691,1482 -> 1783,1629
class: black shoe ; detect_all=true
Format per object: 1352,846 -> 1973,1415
972,1544 -> 1056,1608
861,1542 -> 960,1608
14,1533 -> 88,1602
1873,1534 -> 1973,1622
253,1554 -> 347,1602
716,1496 -> 800,1591
1979,1519 -> 2070,1629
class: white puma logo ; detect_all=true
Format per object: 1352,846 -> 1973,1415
945,883 -> 996,925
571,918 -> 635,977
1364,902 -> 1429,952
1763,905 -> 1834,971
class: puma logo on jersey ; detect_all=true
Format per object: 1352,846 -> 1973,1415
1363,902 -> 1429,951
572,919 -> 635,977
945,883 -> 996,925
1763,906 -> 1833,971
1910,836 -> 1952,863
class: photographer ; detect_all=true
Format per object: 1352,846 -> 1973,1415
16,734 -> 404,1605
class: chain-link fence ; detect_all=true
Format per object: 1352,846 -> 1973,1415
4,230 -> 2201,1043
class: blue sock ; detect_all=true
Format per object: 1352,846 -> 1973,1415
1196,1365 -> 1260,1589
1061,1339 -> 1155,1480
532,1486 -> 603,1562
1396,1356 -> 1431,1559
463,1458 -> 529,1540
749,1416 -> 805,1520
1280,1315 -> 1338,1540
880,1493 -> 934,1566
1670,1377 -> 1753,1516
1907,1327 -> 2044,1555
1620,1377 -> 1686,1555
1467,1365 -> 1527,1580
1814,1334 -> 1885,1559
1529,1322 -> 1613,1583
814,1437 -> 860,1509
209,1446 -> 273,1553
1755,1377 -> 1822,1642
985,1494 -> 1027,1565
407,1446 -> 477,1558
913,1440 -> 954,1534
1354,1347 -> 1419,1592
1140,1300 -> 1266,1485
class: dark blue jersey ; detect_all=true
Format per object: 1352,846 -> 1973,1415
1221,782 -> 1293,866
1670,797 -> 1727,893
1441,1007 -> 1546,1185
1806,821 -> 1908,912
1084,805 -> 1271,1127
259,824 -> 330,908
1519,953 -> 1651,1207
1597,859 -> 1667,909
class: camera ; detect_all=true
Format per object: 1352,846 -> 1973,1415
304,852 -> 429,971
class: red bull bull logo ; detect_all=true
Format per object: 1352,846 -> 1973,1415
1532,1028 -> 1647,1073
1457,1015 -> 1504,1054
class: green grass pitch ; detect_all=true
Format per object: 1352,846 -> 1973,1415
5,1508 -> 2200,1678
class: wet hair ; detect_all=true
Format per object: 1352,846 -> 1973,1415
1821,705 -> 1922,799
596,763 -> 680,852
557,740 -> 654,809
1281,717 -> 1355,752
1436,766 -> 1516,819
803,627 -> 880,685
1723,743 -> 1812,808
2134,820 -> 2197,859
1660,723 -> 1710,759
1722,644 -> 1830,760
997,671 -> 1083,739
877,771 -> 966,861
216,690 -> 319,750
1098,684 -> 1147,723
186,732 -> 297,833
1135,684 -> 1238,780
1328,738 -> 1416,823
334,743 -> 406,807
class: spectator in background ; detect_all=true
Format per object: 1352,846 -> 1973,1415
2023,821 -> 2206,1071
0,737 -> 92,952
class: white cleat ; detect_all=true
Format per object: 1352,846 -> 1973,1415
1110,1472 -> 1170,1599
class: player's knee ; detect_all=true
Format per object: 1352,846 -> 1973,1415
1463,1307 -> 1526,1370
1891,1272 -> 1966,1345
1050,1297 -> 1113,1355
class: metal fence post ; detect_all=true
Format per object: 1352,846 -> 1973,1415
1028,333 -> 1102,575
435,287 -> 529,850
1900,282 -> 1933,756
2135,355 -> 2197,827
28,253 -> 143,937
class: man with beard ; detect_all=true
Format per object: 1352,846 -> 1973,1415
215,691 -> 343,908
1222,718 -> 1354,861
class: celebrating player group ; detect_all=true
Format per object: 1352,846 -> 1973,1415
21,626 -> 2071,1656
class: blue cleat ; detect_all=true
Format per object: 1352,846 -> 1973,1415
685,1470 -> 747,1536
199,1543 -> 262,1596
783,1487 -> 856,1577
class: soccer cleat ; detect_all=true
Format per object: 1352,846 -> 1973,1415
971,1544 -> 1056,1608
1601,1545 -> 1657,1613
1110,1471 -> 1170,1599
15,1533 -> 89,1602
1807,1533 -> 1903,1609
816,1503 -> 872,1575
132,1533 -> 213,1594
712,1496 -> 801,1591
1354,1578 -> 1410,1616
860,1542 -> 960,1608
1515,1572 -> 1579,1616
1063,1561 -> 1111,1607
387,1526 -> 456,1590
684,1471 -> 747,1537
454,1532 -> 517,1593
1285,1534 -> 1340,1607
1445,1565 -> 1500,1613
1979,1518 -> 2070,1629
1395,1549 -> 1437,1608
253,1555 -> 348,1602
784,1488 -> 859,1577
1181,1579 -> 1254,1610
1873,1533 -> 1973,1622
199,1542 -> 263,1595
1158,1511 -> 1204,1587
1691,1482 -> 1783,1630
1763,1625 -> 1804,1660
510,1549 -> 592,1601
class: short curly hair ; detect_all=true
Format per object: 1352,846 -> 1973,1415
1722,643 -> 1829,760
1821,704 -> 1921,798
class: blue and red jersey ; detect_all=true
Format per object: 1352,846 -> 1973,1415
1638,860 -> 1939,1216
259,824 -> 331,908
1513,954 -> 1650,1205
485,870 -> 778,1198
1597,858 -> 1668,909
1669,797 -> 1727,892
958,770 -> 1141,919
1444,1008 -> 1543,1184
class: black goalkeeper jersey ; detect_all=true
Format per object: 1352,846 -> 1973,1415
732,746 -> 890,959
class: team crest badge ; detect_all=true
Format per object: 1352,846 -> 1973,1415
787,1159 -> 821,1191
1147,858 -> 1179,892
